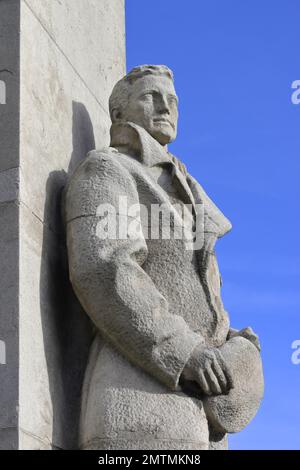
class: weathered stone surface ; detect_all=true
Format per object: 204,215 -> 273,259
79,341 -> 210,450
65,65 -> 264,450
19,203 -> 92,449
0,1 -> 20,451
0,167 -> 19,204
0,202 -> 19,450
203,337 -> 264,433
19,0 -> 125,231
18,0 -> 125,450
0,0 -> 125,450
23,0 -> 125,105
0,0 -> 20,173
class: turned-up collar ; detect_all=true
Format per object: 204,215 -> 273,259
110,121 -> 173,167
110,121 -> 232,239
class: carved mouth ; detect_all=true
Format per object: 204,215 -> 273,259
153,118 -> 174,129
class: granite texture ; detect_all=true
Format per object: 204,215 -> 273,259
65,66 -> 264,450
0,0 -> 125,449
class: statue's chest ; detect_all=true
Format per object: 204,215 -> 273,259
149,166 -> 181,199
146,166 -> 195,226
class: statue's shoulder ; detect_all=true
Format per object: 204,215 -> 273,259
63,147 -> 136,223
75,147 -> 121,173
68,147 -> 131,187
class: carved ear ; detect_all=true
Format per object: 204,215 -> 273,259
112,108 -> 123,122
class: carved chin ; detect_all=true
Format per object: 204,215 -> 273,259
150,126 -> 176,145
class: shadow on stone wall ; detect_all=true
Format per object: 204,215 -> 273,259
69,101 -> 96,175
40,102 -> 96,449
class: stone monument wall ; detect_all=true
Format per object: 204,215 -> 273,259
0,0 -> 126,449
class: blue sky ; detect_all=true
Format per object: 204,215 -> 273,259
126,0 -> 300,450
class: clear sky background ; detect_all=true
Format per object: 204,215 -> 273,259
126,0 -> 300,450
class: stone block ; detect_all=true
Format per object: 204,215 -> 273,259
0,202 -> 19,450
0,0 -> 126,449
0,0 -> 20,172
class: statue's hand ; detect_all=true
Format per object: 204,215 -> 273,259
228,327 -> 261,352
182,345 -> 234,396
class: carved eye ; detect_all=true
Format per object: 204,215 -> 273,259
140,92 -> 153,100
168,95 -> 178,106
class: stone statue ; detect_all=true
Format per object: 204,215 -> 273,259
64,65 -> 264,450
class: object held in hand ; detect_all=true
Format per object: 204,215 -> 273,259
203,336 -> 264,433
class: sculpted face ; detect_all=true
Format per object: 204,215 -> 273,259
120,75 -> 178,146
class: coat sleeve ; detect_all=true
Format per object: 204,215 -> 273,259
65,150 -> 204,390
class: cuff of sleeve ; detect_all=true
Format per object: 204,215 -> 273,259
152,322 -> 206,391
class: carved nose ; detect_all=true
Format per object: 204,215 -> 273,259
158,104 -> 170,114
157,96 -> 170,114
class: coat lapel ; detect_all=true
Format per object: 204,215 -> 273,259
110,121 -> 231,336
110,121 -> 232,248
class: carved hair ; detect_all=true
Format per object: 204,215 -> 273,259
109,65 -> 174,123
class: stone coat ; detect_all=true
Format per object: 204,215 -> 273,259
64,122 -> 233,450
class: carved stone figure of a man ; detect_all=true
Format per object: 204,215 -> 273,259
64,65 -> 263,450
